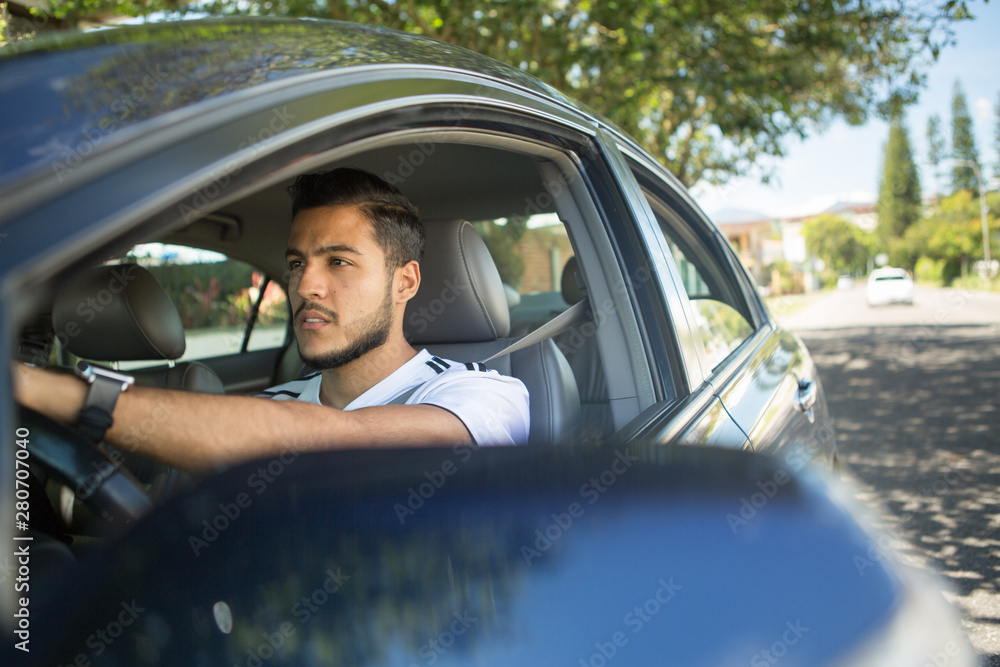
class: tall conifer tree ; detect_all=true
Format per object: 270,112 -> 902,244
951,81 -> 981,194
926,114 -> 946,196
878,116 -> 923,240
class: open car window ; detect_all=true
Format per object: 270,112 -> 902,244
625,166 -> 758,373
471,213 -> 575,334
110,244 -> 289,368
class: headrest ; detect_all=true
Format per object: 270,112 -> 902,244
561,255 -> 586,305
53,265 -> 186,361
404,220 -> 510,344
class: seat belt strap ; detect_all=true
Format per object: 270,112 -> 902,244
387,384 -> 422,406
481,299 -> 590,363
389,299 -> 589,405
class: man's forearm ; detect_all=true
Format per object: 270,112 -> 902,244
14,363 -> 470,472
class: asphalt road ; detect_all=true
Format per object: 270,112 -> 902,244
776,284 -> 1000,665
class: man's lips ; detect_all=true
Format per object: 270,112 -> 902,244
296,308 -> 335,331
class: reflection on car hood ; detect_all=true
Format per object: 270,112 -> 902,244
26,442 -> 911,666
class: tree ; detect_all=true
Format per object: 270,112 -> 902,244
926,113 -> 947,196
877,116 -> 922,245
802,214 -> 874,275
33,0 -> 981,187
951,80 -> 981,194
905,189 -> 1000,281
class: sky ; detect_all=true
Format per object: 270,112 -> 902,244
691,1 -> 1000,223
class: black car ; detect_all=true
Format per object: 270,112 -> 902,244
0,17 -> 970,666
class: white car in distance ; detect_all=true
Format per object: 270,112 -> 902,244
867,267 -> 914,306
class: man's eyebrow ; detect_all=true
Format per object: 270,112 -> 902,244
284,244 -> 363,258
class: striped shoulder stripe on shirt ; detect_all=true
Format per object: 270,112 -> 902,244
257,372 -> 318,399
426,358 -> 488,374
258,389 -> 303,399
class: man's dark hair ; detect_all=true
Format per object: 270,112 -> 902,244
288,168 -> 424,269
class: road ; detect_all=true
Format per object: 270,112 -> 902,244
775,284 -> 1000,664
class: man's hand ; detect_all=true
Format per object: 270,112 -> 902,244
12,361 -> 87,426
11,360 -> 472,473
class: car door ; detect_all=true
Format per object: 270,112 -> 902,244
605,138 -> 834,468
574,132 -> 748,450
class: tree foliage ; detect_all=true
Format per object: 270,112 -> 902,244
951,80 -> 981,194
802,214 -> 874,275
877,117 -> 922,241
926,113 -> 946,195
30,0 -> 980,187
903,189 -> 1000,282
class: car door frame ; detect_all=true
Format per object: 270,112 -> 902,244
601,133 -> 835,465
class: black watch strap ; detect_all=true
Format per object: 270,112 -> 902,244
75,362 -> 133,444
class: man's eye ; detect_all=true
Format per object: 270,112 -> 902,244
330,258 -> 349,267
288,259 -> 304,270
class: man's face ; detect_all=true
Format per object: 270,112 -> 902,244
285,205 -> 395,370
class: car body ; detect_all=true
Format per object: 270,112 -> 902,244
867,267 -> 914,306
0,17 -> 970,666
836,274 -> 854,290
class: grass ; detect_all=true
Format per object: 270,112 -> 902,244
950,274 -> 1000,293
764,290 -> 827,316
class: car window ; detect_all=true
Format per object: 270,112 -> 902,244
470,213 -> 575,331
629,171 -> 757,371
117,243 -> 289,366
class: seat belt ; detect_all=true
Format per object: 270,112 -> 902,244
481,299 -> 590,363
388,299 -> 590,405
387,384 -> 422,405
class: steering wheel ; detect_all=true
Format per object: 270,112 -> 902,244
20,407 -> 154,529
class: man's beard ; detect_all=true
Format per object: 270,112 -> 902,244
298,283 -> 394,371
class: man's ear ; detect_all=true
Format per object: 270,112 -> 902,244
395,260 -> 420,303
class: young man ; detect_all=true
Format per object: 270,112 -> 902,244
14,169 -> 529,471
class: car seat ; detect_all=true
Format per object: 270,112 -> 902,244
404,219 -> 581,445
52,264 -> 224,503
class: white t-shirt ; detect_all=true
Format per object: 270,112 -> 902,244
257,349 -> 530,445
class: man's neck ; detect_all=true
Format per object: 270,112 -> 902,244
318,339 -> 418,409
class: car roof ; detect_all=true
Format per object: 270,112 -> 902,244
869,267 -> 908,278
0,17 -> 589,191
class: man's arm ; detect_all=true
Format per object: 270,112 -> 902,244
13,363 -> 471,472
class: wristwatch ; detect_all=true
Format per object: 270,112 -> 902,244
74,361 -> 135,444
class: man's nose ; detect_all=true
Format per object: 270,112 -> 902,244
295,263 -> 327,300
